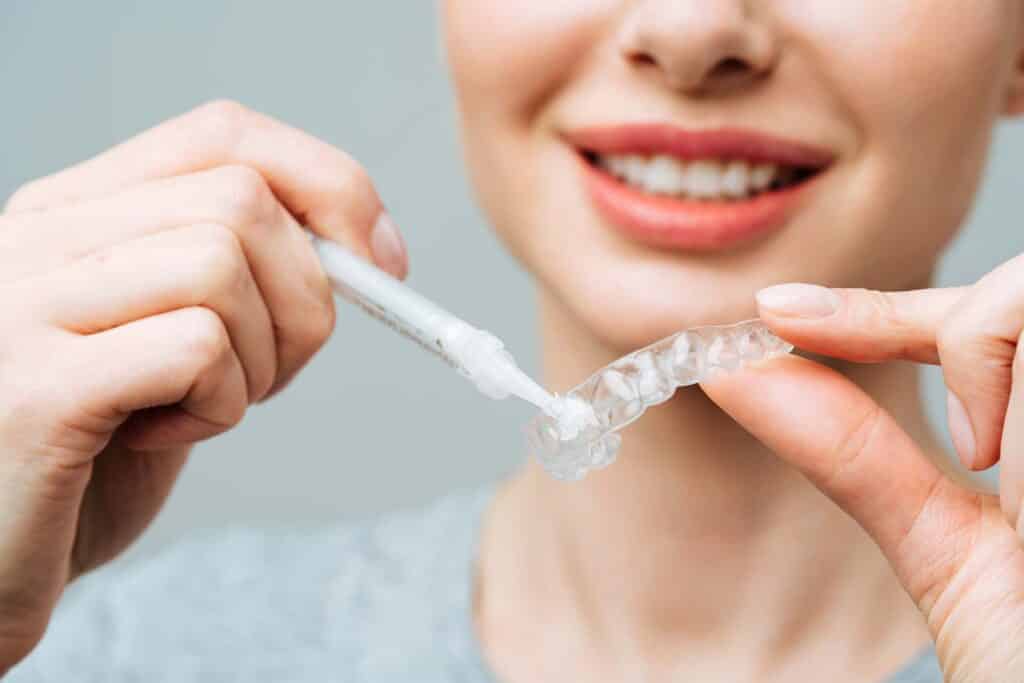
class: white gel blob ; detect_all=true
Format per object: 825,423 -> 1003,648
544,395 -> 600,441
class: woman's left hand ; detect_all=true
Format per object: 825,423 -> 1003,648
702,255 -> 1024,682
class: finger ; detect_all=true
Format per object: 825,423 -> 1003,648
25,224 -> 276,403
934,262 -> 1024,472
6,168 -> 336,395
4,99 -> 407,278
999,332 -> 1024,529
701,355 -> 978,612
757,257 -> 1024,472
754,283 -> 965,364
73,306 -> 248,452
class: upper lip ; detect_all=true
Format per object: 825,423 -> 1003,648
564,124 -> 836,169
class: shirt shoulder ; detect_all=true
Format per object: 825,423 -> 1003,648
323,488 -> 496,681
885,647 -> 943,683
7,487 -> 496,683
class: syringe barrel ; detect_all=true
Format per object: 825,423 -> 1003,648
311,235 -> 552,409
311,236 -> 461,367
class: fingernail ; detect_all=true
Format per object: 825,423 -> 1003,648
369,212 -> 408,280
946,390 -> 978,469
756,284 -> 840,319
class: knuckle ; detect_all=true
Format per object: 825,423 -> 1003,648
865,289 -> 896,317
4,180 -> 43,214
898,479 -> 976,615
211,165 -> 277,225
338,160 -> 373,197
250,366 -> 276,405
181,307 -> 231,367
344,164 -> 379,220
858,289 -> 904,328
320,160 -> 379,232
310,297 -> 337,346
284,299 -> 335,363
936,320 -> 969,360
937,316 -> 1007,374
215,382 -> 249,430
301,285 -> 337,348
193,224 -> 249,296
825,404 -> 886,491
191,99 -> 250,150
225,399 -> 248,430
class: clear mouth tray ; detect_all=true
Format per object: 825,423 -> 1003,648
526,319 -> 793,481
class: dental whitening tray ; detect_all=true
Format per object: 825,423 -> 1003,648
311,236 -> 793,481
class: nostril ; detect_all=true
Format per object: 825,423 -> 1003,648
709,57 -> 751,80
629,52 -> 658,68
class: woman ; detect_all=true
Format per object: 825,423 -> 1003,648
3,2 -> 1023,681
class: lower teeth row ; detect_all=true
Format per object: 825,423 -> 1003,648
525,319 -> 793,481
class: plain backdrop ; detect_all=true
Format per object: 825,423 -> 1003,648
2,2 -> 1022,566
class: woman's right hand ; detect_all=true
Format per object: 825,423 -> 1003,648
0,101 -> 406,672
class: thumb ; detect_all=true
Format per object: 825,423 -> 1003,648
701,354 -> 978,613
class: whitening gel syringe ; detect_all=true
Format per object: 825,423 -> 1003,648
311,235 -> 553,409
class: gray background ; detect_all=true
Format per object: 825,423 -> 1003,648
1,2 -> 1020,565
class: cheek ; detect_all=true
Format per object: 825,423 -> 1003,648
444,0 -> 617,120
443,0 -> 621,261
802,3 -> 1012,125
789,2 -> 1015,276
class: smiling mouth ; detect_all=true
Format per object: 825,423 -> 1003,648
566,125 -> 835,250
581,151 -> 820,202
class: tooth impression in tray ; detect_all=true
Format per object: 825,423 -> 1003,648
525,320 -> 793,481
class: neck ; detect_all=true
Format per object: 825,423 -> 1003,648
478,293 -> 935,681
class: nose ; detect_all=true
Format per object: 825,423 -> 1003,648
619,1 -> 779,95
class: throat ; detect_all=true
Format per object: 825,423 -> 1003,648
479,422 -> 930,681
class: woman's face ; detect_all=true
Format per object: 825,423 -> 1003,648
443,2 -> 1024,351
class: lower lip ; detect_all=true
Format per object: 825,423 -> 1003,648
579,156 -> 820,251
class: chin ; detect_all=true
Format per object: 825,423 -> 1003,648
540,258 -> 768,354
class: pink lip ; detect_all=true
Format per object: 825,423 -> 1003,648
565,125 -> 835,251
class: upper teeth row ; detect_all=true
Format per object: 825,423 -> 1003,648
598,154 -> 792,200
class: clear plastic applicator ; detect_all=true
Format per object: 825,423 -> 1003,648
310,235 -> 553,409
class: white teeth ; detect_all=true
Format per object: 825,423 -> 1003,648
686,160 -> 723,199
750,163 -> 777,191
643,156 -> 687,194
602,156 -> 625,178
597,154 -> 794,200
624,155 -> 648,187
720,161 -> 750,198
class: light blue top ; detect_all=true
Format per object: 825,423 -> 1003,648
8,487 -> 941,682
